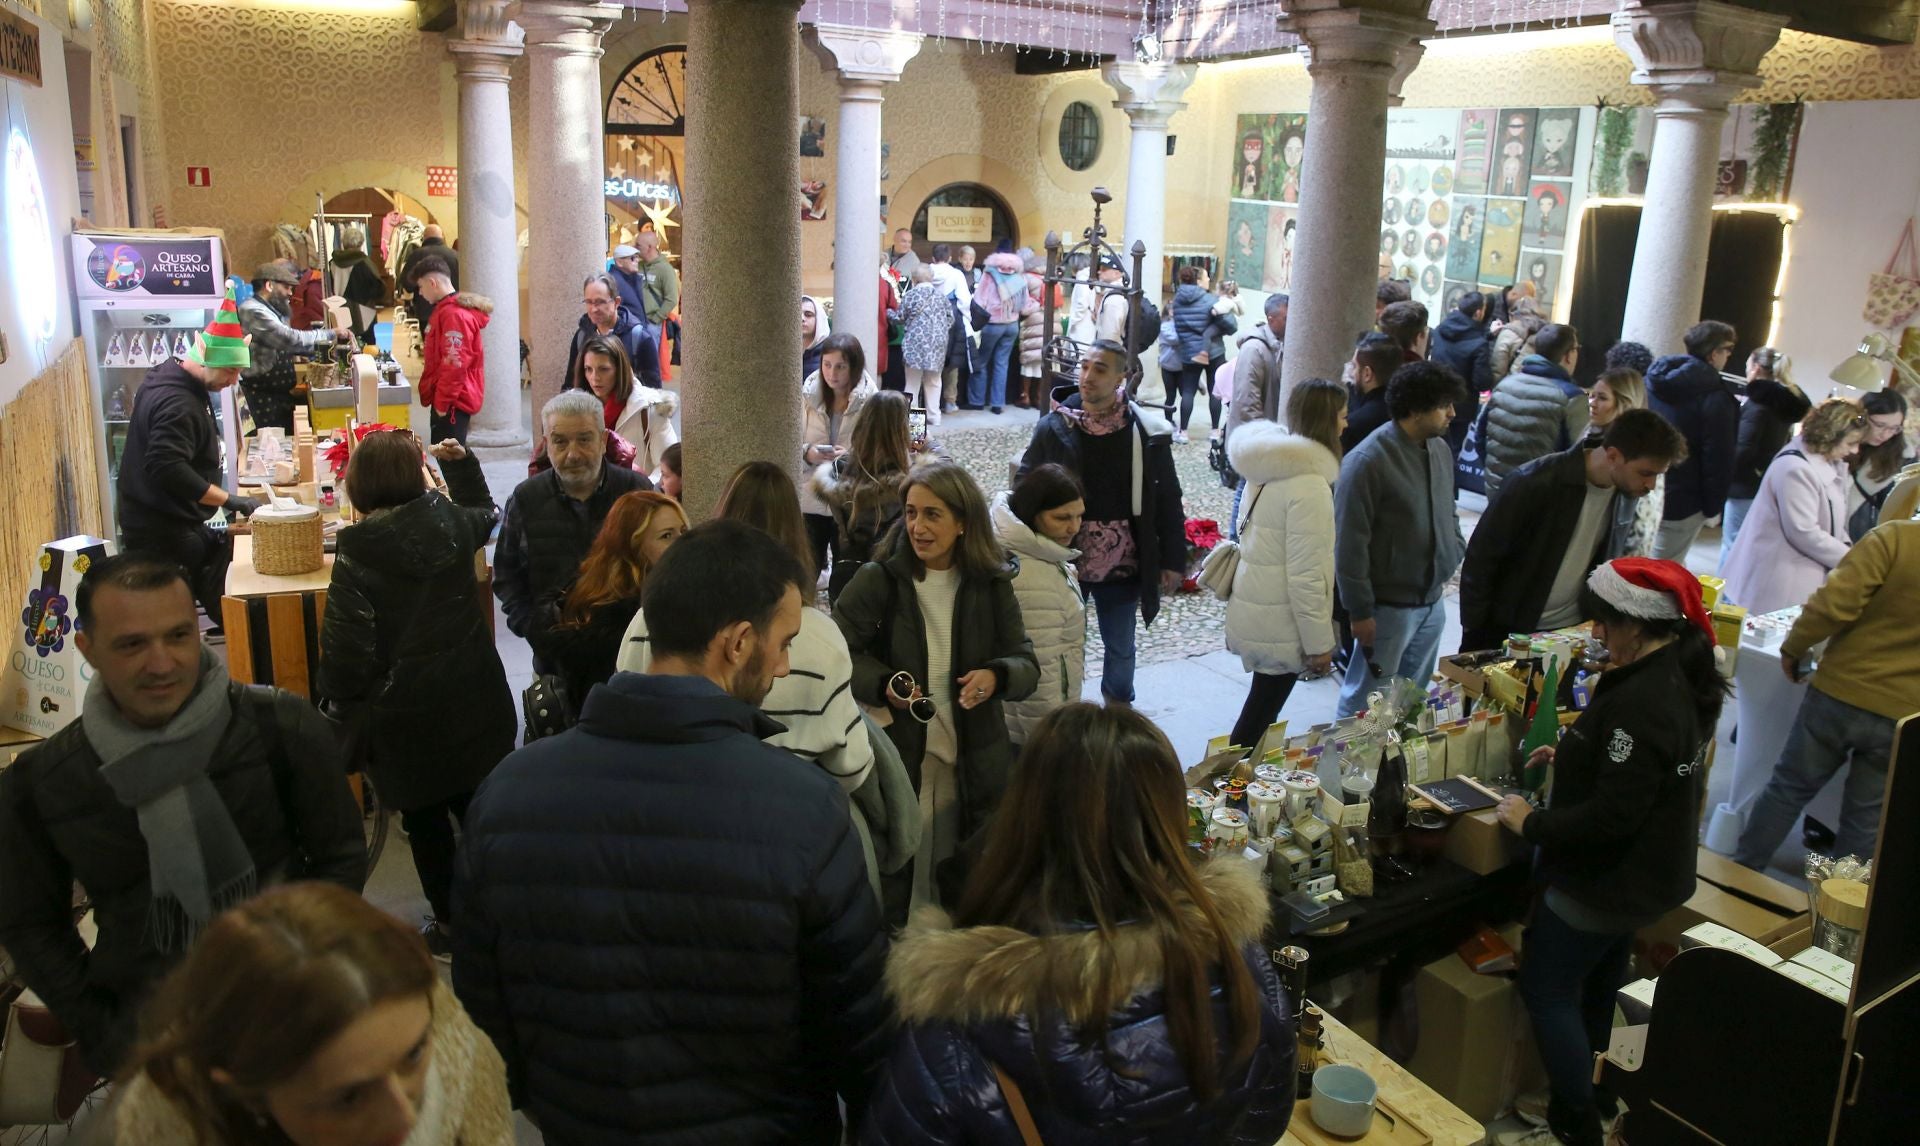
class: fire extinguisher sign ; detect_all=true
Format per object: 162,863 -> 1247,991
185,166 -> 211,188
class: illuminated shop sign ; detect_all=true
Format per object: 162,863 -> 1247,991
603,176 -> 679,202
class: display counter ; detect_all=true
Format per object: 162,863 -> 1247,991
1279,1010 -> 1484,1146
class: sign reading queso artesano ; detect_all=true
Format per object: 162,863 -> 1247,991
0,4 -> 41,88
927,206 -> 992,243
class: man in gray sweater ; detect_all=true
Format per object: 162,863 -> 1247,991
1335,360 -> 1467,717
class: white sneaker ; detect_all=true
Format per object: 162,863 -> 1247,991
1173,429 -> 1190,444
1514,1089 -> 1550,1127
1496,1125 -> 1563,1146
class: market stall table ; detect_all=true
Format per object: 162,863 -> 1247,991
222,532 -> 335,699
1280,1010 -> 1485,1146
1273,858 -> 1530,991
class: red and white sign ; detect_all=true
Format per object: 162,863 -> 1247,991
185,166 -> 210,188
426,165 -> 457,198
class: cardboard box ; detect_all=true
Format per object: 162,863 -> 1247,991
1636,848 -> 1811,973
4,536 -> 117,738
1403,923 -> 1546,1123
1439,808 -> 1528,875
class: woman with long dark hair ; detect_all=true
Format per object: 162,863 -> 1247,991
1222,378 -> 1344,750
318,433 -> 512,957
799,332 -> 879,576
834,462 -> 1038,908
811,390 -> 916,601
575,334 -> 679,479
863,703 -> 1296,1144
529,490 -> 687,705
1847,388 -> 1913,539
105,882 -> 511,1146
1496,558 -> 1732,1146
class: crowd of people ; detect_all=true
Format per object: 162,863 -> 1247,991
10,219 -> 1915,1146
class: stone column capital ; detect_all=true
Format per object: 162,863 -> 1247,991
1280,0 -> 1433,73
450,0 -> 524,78
510,0 -> 619,52
1101,60 -> 1198,128
812,23 -> 923,86
1611,0 -> 1787,109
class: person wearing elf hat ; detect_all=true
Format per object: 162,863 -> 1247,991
1493,557 -> 1730,1146
117,284 -> 263,624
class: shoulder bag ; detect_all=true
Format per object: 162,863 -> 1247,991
1864,218 -> 1920,328
991,1062 -> 1046,1146
1197,485 -> 1264,601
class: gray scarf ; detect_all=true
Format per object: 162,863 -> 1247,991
84,648 -> 254,953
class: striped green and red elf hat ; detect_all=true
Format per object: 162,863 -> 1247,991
188,281 -> 251,369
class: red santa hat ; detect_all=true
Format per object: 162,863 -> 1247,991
1586,558 -> 1716,646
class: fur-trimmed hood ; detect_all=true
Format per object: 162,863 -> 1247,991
885,857 -> 1271,1027
445,291 -> 494,315
990,490 -> 1079,565
1227,421 -> 1340,488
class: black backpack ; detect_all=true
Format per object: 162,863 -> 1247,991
1130,297 -> 1163,359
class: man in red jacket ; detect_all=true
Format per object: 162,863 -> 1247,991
415,257 -> 491,443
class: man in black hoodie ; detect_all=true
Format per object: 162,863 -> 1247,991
1429,291 -> 1495,458
1646,320 -> 1740,561
454,520 -> 888,1142
1722,349 -> 1811,562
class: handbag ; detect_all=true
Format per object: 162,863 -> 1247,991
991,1062 -> 1046,1146
1863,219 -> 1920,328
0,988 -> 100,1126
1198,485 -> 1262,601
520,673 -> 577,743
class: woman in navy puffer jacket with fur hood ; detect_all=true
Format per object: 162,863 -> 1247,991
862,704 -> 1295,1146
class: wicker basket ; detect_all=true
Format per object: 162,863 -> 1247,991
250,505 -> 324,575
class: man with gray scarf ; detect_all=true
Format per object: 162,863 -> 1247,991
0,556 -> 366,1075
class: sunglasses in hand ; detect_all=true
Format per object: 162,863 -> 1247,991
888,671 -> 937,724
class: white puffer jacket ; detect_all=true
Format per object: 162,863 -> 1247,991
1224,422 -> 1340,675
612,384 -> 680,478
991,491 -> 1087,743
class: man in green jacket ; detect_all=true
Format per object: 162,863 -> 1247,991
1736,518 -> 1920,868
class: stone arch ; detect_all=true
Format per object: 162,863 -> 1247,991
891,153 -> 1045,253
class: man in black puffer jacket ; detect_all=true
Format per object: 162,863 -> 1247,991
454,521 -> 889,1144
1722,351 -> 1812,560
1646,320 -> 1741,560
0,556 -> 366,1076
1429,291 -> 1495,459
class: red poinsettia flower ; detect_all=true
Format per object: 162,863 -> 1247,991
1185,518 -> 1222,551
323,422 -> 400,477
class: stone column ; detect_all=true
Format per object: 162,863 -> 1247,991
1101,60 -> 1197,308
813,25 -> 922,362
683,0 -> 803,516
513,0 -> 619,416
1613,1 -> 1786,355
1278,2 -> 1432,404
449,1 -> 527,448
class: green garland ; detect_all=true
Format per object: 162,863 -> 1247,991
1595,106 -> 1636,198
1748,102 -> 1801,202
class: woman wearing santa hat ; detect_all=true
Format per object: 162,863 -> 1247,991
1494,557 -> 1730,1146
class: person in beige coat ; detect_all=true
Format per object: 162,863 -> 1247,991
991,468 -> 1088,745
100,883 -> 511,1146
800,332 -> 880,575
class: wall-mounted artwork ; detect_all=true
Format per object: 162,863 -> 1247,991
1491,109 -> 1538,198
1521,251 -> 1563,309
1263,206 -> 1298,292
1479,198 -> 1525,286
799,115 -> 826,157
1524,182 -> 1569,249
1590,103 -> 1801,201
1531,110 -> 1579,179
1225,200 -> 1268,288
1229,113 -> 1309,202
1446,195 -> 1485,284
1455,109 -> 1495,195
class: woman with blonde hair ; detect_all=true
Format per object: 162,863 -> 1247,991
812,390 -> 917,601
529,490 -> 687,705
1721,397 -> 1865,615
863,704 -> 1294,1143
834,461 -> 1038,908
1583,365 -> 1665,556
105,882 -> 511,1146
1222,378 -> 1344,749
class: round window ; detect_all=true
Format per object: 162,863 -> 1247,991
1058,101 -> 1102,172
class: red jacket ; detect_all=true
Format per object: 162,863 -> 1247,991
420,292 -> 492,416
290,269 -> 327,331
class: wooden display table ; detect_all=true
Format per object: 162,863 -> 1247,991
222,534 -> 494,700
222,534 -> 335,699
1281,1011 -> 1484,1146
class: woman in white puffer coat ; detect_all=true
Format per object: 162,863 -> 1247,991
1223,378 -> 1346,749
991,465 -> 1088,745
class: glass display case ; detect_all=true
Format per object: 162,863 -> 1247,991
69,231 -> 238,539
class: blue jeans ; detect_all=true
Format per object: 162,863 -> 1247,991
1336,599 -> 1447,718
1518,902 -> 1630,1146
1083,580 -> 1141,703
970,322 -> 1018,407
1718,497 -> 1754,569
1735,687 -> 1894,869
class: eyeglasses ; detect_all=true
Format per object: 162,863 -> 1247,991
888,672 -> 937,724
